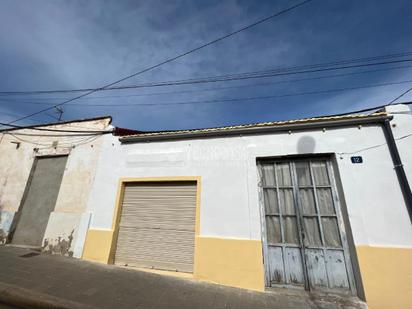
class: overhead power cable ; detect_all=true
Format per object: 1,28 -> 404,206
4,0 -> 313,125
1,55 -> 412,98
101,58 -> 412,89
338,132 -> 412,155
2,131 -> 109,137
0,122 -> 112,134
387,85 -> 412,105
1,50 -> 412,96
2,64 -> 412,105
6,133 -> 102,147
330,71 -> 412,117
3,79 -> 412,108
317,100 -> 412,118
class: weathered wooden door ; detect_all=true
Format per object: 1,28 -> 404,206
259,158 -> 356,295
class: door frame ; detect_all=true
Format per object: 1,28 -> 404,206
8,154 -> 68,247
257,154 -> 364,298
108,176 -> 202,267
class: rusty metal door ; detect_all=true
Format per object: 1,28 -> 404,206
259,158 -> 356,295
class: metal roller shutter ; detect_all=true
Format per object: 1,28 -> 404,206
114,181 -> 197,273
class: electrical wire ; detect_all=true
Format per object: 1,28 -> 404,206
1,50 -> 412,96
4,0 -> 313,126
387,85 -> 412,105
6,132 -> 103,148
4,79 -> 411,108
103,58 -> 412,89
3,64 -> 412,104
0,122 -> 113,133
338,132 -> 412,155
3,131 -> 110,137
3,57 -> 410,100
65,79 -> 412,107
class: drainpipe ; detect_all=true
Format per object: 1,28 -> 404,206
382,119 -> 412,223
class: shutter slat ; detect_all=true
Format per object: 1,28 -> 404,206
115,181 -> 197,273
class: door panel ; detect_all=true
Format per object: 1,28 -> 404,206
12,156 -> 68,247
260,162 -> 305,288
260,158 -> 356,295
325,250 -> 350,290
284,247 -> 305,286
267,246 -> 285,284
305,249 -> 328,288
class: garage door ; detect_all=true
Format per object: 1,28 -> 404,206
114,181 -> 197,273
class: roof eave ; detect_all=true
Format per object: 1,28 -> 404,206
120,114 -> 393,143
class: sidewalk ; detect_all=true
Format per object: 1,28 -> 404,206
0,246 -> 365,309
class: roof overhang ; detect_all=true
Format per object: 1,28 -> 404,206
120,114 -> 392,144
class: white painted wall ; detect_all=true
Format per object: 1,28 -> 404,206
86,105 -> 412,250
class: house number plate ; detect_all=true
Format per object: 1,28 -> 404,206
351,156 -> 363,164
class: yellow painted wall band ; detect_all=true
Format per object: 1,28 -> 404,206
356,245 -> 412,309
81,229 -> 114,263
194,236 -> 265,291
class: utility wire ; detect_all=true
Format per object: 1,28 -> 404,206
4,0 -> 313,125
102,58 -> 412,89
316,101 -> 412,118
1,50 -> 412,96
3,131 -> 109,137
3,64 -> 412,104
338,132 -> 412,155
387,85 -> 412,105
333,71 -> 412,117
0,122 -> 112,133
7,133 -> 102,147
2,57 -> 412,99
3,79 -> 411,108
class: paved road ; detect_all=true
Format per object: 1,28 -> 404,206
0,302 -> 20,308
0,246 -> 365,309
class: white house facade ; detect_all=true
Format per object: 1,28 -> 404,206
81,104 -> 412,309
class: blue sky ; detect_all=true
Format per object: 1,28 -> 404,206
1,0 -> 412,131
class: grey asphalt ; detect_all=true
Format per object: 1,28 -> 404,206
0,246 -> 365,309
0,303 -> 20,309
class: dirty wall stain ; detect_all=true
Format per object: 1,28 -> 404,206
42,229 -> 74,257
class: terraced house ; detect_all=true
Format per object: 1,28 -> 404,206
1,104 -> 411,309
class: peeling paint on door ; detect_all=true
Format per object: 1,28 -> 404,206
259,158 -> 356,295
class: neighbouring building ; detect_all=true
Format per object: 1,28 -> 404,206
1,104 -> 411,309
0,116 -> 112,257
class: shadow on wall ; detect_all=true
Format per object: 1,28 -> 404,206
297,136 -> 316,154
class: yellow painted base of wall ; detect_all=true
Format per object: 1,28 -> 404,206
82,229 -> 114,264
82,231 -> 412,305
82,230 -> 265,292
356,246 -> 412,309
194,236 -> 265,292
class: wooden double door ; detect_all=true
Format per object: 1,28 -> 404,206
259,158 -> 356,295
